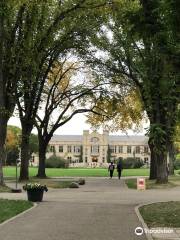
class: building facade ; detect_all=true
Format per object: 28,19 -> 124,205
34,130 -> 150,167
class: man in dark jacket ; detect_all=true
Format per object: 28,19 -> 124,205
117,159 -> 123,179
108,162 -> 115,178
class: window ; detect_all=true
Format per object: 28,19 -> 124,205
91,145 -> 99,154
144,146 -> 149,153
102,157 -> 105,162
74,146 -> 81,153
59,145 -> 63,153
119,146 -> 123,153
136,146 -> 140,154
91,137 -> 99,143
67,146 -> 72,153
85,157 -> 88,163
110,145 -> 116,153
50,145 -> 55,153
127,146 -> 131,154
144,157 -> 148,164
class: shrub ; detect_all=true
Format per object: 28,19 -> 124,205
69,182 -> 79,188
174,158 -> 180,170
78,179 -> 85,185
45,155 -> 68,168
122,158 -> 144,169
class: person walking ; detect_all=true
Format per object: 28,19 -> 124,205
117,159 -> 123,179
108,162 -> 115,179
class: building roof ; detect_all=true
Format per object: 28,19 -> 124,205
109,135 -> 148,143
51,135 -> 82,142
51,134 -> 148,144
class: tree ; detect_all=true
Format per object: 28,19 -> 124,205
35,58 -> 106,178
0,1 -> 28,184
87,88 -> 145,132
5,126 -> 38,166
14,0 -> 110,181
84,0 -> 180,183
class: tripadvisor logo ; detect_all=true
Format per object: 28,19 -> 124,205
135,227 -> 144,236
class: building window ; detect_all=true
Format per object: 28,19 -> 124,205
74,146 -> 81,153
91,145 -> 99,154
85,157 -> 88,163
50,145 -> 55,153
144,146 -> 149,153
119,146 -> 123,153
67,156 -> 72,163
102,157 -> 105,162
67,146 -> 72,153
110,145 -> 116,153
127,146 -> 131,154
144,157 -> 148,164
59,145 -> 63,153
91,137 -> 99,143
136,146 -> 140,154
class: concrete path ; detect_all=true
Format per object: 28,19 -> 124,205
1,178 -> 180,240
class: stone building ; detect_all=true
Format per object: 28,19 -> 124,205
33,130 -> 150,167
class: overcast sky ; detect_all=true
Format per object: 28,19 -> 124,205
8,113 -> 148,136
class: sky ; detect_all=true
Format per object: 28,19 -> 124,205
8,113 -> 149,136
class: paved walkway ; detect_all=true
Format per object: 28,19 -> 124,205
1,178 -> 180,240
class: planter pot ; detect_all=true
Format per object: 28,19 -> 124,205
27,189 -> 44,202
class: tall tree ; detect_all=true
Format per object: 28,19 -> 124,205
0,1 -> 27,185
35,59 -> 107,178
15,0 -> 110,181
84,0 -> 180,183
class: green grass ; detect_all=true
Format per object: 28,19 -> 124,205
125,175 -> 180,189
139,201 -> 180,228
0,199 -> 33,224
3,167 -> 150,178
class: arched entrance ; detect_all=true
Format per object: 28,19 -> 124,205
92,157 -> 98,163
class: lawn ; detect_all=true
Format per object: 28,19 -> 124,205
0,199 -> 33,224
3,167 -> 150,178
125,175 -> 180,189
139,201 -> 180,228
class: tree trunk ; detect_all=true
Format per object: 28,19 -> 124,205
156,152 -> 168,184
148,142 -> 157,180
36,139 -> 47,178
0,119 -> 7,185
167,142 -> 175,175
0,12 -> 5,185
19,126 -> 32,181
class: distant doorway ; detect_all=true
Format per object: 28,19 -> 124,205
92,157 -> 98,163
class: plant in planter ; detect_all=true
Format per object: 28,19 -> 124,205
23,183 -> 48,202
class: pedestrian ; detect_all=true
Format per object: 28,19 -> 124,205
108,161 -> 115,178
117,159 -> 123,179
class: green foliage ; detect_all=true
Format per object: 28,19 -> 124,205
29,134 -> 39,154
5,125 -> 38,165
147,124 -> 167,155
174,160 -> 180,170
122,158 -> 144,169
45,155 -> 69,168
